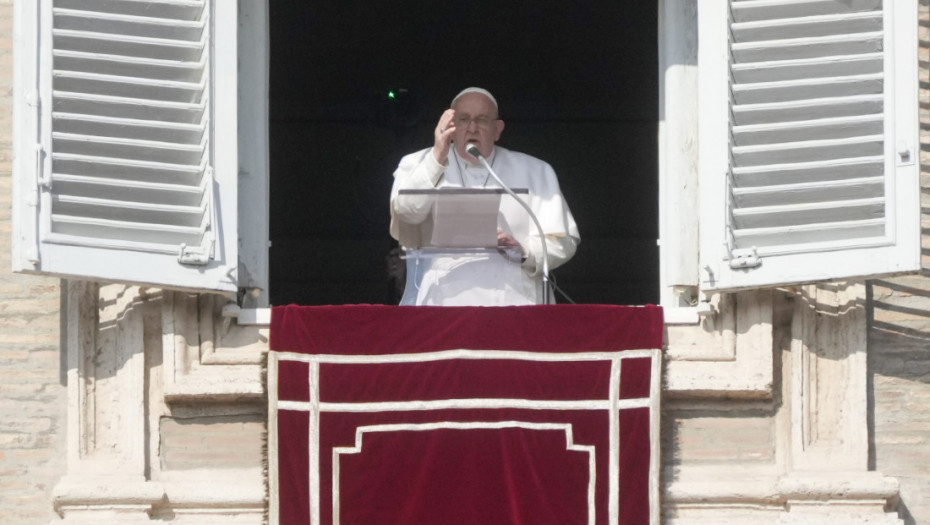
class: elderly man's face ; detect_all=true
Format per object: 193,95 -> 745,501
451,92 -> 505,163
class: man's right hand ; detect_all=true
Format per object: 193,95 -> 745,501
432,109 -> 456,165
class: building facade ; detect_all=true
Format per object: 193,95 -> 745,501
1,0 -> 929,523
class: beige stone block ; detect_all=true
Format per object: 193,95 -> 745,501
0,417 -> 51,433
26,349 -> 59,365
0,367 -> 58,385
0,349 -> 29,361
0,282 -> 25,294
0,333 -> 57,345
27,283 -> 59,295
0,432 -> 36,448
666,414 -> 775,466
160,415 -> 264,471
874,432 -> 929,445
4,448 -> 55,463
0,398 -> 64,420
0,298 -> 62,315
0,316 -> 30,330
0,478 -> 29,491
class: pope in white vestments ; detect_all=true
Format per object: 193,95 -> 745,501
389,87 -> 580,306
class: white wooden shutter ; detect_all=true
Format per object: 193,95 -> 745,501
698,0 -> 919,291
13,0 -> 239,292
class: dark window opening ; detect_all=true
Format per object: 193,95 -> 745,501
268,1 -> 659,306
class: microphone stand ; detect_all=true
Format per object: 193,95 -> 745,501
467,145 -> 551,304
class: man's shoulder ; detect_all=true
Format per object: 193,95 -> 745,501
496,147 -> 554,172
397,148 -> 432,170
398,147 -> 432,166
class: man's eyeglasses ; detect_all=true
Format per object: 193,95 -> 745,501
455,115 -> 497,128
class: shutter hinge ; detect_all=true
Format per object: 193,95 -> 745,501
25,248 -> 40,267
728,246 -> 761,270
35,144 -> 51,190
178,243 -> 210,265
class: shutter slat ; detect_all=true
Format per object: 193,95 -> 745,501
53,132 -> 205,165
52,153 -> 204,185
54,71 -> 204,103
54,50 -> 204,83
733,135 -> 884,166
53,92 -> 205,123
733,94 -> 883,125
732,114 -> 882,147
732,176 -> 884,207
732,220 -> 886,250
732,156 -> 884,186
53,30 -> 204,62
50,216 -> 206,246
732,73 -> 882,105
732,32 -> 883,63
732,53 -> 882,83
52,174 -> 205,207
54,8 -> 205,41
732,197 -> 885,229
732,11 -> 882,41
41,232 -> 198,255
54,0 -> 205,22
53,112 -> 205,144
731,0 -> 882,23
53,194 -> 207,227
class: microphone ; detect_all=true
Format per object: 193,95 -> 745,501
465,143 -> 482,159
465,143 -> 552,303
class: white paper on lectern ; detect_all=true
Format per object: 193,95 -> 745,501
396,188 -> 529,249
430,193 -> 500,247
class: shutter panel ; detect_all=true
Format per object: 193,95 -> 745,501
699,0 -> 919,291
13,0 -> 239,292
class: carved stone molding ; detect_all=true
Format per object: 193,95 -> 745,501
665,289 -> 775,398
789,282 -> 869,472
162,292 -> 266,402
55,282 -> 161,522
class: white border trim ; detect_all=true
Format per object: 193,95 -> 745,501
331,422 -> 597,525
277,398 -> 652,413
608,358 -> 621,522
267,351 -> 280,525
308,361 -> 321,525
275,348 -> 657,364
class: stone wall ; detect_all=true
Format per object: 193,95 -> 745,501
0,0 -> 67,522
866,2 -> 930,523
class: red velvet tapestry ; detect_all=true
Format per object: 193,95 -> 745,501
269,304 -> 663,525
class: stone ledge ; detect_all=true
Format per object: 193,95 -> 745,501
778,474 -> 900,502
665,470 -> 903,524
52,476 -> 164,517
51,470 -> 267,523
159,468 -> 264,508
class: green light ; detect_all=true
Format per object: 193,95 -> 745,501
388,90 -> 396,100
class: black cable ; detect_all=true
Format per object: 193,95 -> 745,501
548,272 -> 576,304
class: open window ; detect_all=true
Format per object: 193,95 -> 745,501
265,2 -> 660,306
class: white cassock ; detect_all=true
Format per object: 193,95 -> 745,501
390,146 -> 580,306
